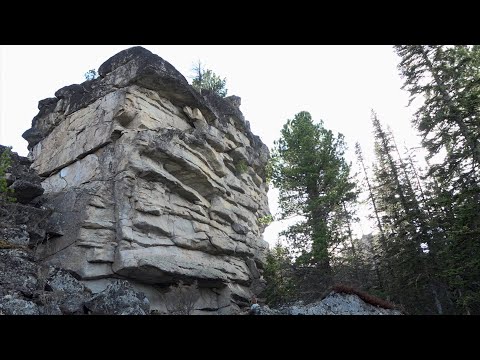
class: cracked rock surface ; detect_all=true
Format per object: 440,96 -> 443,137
0,146 -> 149,315
23,46 -> 271,314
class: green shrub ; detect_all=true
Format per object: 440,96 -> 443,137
264,242 -> 295,306
191,61 -> 228,97
0,147 -> 15,202
235,160 -> 248,175
257,214 -> 274,226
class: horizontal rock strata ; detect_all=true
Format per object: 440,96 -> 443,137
23,46 -> 271,314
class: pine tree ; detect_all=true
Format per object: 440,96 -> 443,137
404,148 -> 430,216
191,60 -> 228,97
395,45 -> 480,313
395,45 -> 480,171
371,112 -> 433,313
271,111 -> 356,277
341,200 -> 361,282
355,142 -> 386,291
263,242 -> 295,306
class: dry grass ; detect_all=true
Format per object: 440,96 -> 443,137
0,239 -> 15,249
164,280 -> 200,315
0,239 -> 27,250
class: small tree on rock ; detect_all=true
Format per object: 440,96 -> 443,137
191,60 -> 228,97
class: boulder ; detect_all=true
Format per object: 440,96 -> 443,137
10,180 -> 44,204
0,295 -> 39,315
46,269 -> 90,314
0,249 -> 39,297
84,280 -> 150,315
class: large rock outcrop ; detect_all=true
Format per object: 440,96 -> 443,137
22,46 -> 271,314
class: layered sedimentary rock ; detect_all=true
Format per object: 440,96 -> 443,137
22,47 -> 271,314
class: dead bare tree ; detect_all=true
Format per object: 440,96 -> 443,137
164,280 -> 200,315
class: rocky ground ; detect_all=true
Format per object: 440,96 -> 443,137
0,250 -> 150,315
252,292 -> 402,315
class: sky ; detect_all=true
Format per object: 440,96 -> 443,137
0,45 -> 423,246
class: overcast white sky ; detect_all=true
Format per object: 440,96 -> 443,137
0,45 -> 423,246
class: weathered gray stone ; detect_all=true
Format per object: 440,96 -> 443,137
232,222 -> 249,235
245,258 -> 260,279
84,280 -> 150,315
0,226 -> 29,247
0,202 -> 51,247
0,145 -> 43,194
225,95 -> 241,108
46,269 -> 90,314
0,249 -> 39,297
113,245 -> 251,284
23,46 -> 272,314
250,278 -> 267,295
0,295 -> 40,315
47,269 -> 87,294
39,303 -> 63,315
10,180 -> 44,204
0,146 -> 101,315
283,292 -> 403,315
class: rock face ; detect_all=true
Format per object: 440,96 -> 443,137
0,145 -> 44,205
0,146 -> 148,315
0,145 -> 48,247
0,247 -> 91,315
0,249 -> 150,315
84,280 -> 150,315
23,46 -> 271,314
